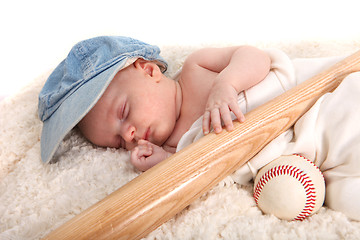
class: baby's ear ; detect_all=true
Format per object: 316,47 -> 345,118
134,59 -> 162,81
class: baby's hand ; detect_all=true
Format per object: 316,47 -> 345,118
130,139 -> 171,171
202,81 -> 245,135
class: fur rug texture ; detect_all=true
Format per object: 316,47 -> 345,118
1,39 -> 360,240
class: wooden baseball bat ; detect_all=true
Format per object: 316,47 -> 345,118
43,50 -> 360,240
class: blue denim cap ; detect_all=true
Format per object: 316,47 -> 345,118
38,36 -> 168,163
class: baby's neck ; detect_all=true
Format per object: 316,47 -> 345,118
161,79 -> 183,151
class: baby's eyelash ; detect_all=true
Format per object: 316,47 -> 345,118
123,102 -> 129,120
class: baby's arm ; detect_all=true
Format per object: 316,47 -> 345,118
131,140 -> 172,171
185,46 -> 271,134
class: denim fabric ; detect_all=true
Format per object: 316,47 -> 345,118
38,36 -> 168,163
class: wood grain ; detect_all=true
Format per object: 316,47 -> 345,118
43,50 -> 360,240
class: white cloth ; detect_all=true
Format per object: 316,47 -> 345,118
176,49 -> 360,220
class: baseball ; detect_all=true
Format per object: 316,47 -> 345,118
253,154 -> 325,221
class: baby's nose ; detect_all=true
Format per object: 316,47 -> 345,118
122,124 -> 136,143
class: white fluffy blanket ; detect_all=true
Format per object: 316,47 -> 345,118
1,39 -> 360,240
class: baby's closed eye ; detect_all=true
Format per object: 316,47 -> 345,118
118,101 -> 129,120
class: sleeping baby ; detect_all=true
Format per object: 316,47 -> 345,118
38,36 -> 360,221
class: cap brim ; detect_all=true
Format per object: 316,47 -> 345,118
40,59 -> 128,163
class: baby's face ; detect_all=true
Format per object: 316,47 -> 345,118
78,61 -> 177,150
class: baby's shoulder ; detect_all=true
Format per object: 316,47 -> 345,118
179,57 -> 215,92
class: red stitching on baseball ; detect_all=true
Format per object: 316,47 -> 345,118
254,154 -> 323,221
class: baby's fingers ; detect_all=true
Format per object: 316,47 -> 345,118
211,108 -> 222,134
220,105 -> 234,132
202,111 -> 211,135
131,145 -> 153,171
229,101 -> 245,123
136,143 -> 153,157
203,108 -> 223,135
